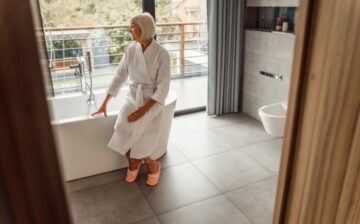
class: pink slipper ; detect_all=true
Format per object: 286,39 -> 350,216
146,161 -> 161,187
125,162 -> 141,183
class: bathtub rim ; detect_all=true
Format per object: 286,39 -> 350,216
51,91 -> 177,125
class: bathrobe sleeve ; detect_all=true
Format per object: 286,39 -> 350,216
106,52 -> 129,97
151,49 -> 171,105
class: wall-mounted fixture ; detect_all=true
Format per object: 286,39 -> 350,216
260,70 -> 283,80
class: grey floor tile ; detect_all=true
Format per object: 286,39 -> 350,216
171,112 -> 251,137
193,150 -> 273,192
158,195 -> 252,224
138,144 -> 188,175
211,119 -> 275,149
225,176 -> 278,224
66,169 -> 126,193
240,138 -> 283,173
170,129 -> 238,160
137,163 -> 220,214
69,180 -> 154,224
133,216 -> 161,224
67,112 -> 282,224
159,144 -> 188,168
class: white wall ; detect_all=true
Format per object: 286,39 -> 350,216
242,30 -> 295,120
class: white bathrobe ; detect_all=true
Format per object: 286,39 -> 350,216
106,40 -> 170,159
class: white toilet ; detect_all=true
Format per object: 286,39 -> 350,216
258,102 -> 287,137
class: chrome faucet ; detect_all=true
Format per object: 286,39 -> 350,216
84,52 -> 96,107
75,56 -> 86,93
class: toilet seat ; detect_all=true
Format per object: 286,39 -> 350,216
258,102 -> 287,137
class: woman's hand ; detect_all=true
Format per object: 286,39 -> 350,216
128,99 -> 157,122
91,94 -> 112,118
91,104 -> 108,117
127,106 -> 147,122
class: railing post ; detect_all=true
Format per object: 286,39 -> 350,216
61,28 -> 65,69
42,22 -> 201,95
180,24 -> 185,76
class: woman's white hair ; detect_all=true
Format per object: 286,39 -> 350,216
130,12 -> 156,39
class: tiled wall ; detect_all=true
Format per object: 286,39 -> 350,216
242,30 -> 295,120
247,0 -> 299,7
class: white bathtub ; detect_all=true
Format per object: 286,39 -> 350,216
49,88 -> 177,181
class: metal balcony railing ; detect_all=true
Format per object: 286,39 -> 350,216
42,22 -> 208,96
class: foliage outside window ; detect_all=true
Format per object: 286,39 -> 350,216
39,0 -> 207,96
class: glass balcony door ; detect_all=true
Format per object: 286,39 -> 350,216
155,0 -> 208,110
39,0 -> 208,111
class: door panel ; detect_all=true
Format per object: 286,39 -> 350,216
274,0 -> 360,222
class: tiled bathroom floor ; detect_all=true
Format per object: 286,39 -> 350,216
66,112 -> 282,224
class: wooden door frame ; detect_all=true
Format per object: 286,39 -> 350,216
274,0 -> 360,222
1,0 -> 359,223
272,0 -> 314,221
0,0 -> 72,223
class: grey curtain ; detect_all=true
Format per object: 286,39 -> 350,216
207,0 -> 244,116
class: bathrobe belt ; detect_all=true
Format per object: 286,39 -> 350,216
129,82 -> 157,107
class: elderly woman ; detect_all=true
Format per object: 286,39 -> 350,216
92,13 -> 170,186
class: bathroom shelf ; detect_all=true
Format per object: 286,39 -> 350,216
244,7 -> 298,34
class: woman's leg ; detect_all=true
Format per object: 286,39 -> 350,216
144,157 -> 161,186
125,149 -> 142,183
126,149 -> 141,170
144,157 -> 158,173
